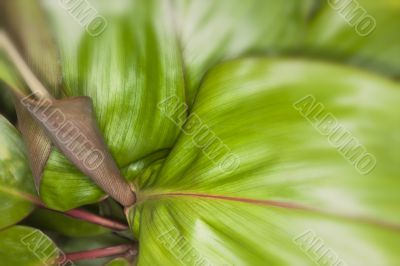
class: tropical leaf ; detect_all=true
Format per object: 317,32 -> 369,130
0,225 -> 59,266
128,58 -> 400,265
0,115 -> 36,229
1,1 -> 400,265
171,0 -> 315,104
305,0 -> 400,78
32,0 -> 186,210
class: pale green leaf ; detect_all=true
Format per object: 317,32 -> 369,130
129,58 -> 400,265
172,0 -> 315,104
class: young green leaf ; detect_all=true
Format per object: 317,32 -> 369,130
129,58 -> 400,265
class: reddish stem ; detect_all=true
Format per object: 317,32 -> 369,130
65,244 -> 137,262
63,208 -> 129,231
33,198 -> 128,231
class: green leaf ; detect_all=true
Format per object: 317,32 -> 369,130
26,208 -> 110,237
172,0 -> 315,104
0,115 -> 35,229
105,258 -> 132,266
0,225 -> 59,266
305,0 -> 400,78
129,58 -> 400,265
36,0 -> 185,210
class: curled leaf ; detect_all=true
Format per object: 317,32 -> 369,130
19,94 -> 136,207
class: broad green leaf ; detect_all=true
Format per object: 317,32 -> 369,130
171,0 -> 315,104
26,208 -> 109,237
36,0 -> 185,210
129,58 -> 400,265
0,115 -> 36,229
0,225 -> 59,266
305,0 -> 400,78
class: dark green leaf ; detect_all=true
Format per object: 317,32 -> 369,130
26,208 -> 109,237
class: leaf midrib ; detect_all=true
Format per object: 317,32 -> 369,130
139,191 -> 400,233
0,184 -> 38,204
